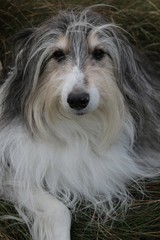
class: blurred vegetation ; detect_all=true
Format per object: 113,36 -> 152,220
0,0 -> 160,66
0,0 -> 160,239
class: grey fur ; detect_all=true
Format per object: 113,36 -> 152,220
0,9 -> 160,240
2,9 -> 160,162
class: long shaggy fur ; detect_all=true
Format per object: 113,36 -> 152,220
0,8 -> 160,240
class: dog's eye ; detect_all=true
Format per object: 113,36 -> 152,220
92,49 -> 105,61
52,50 -> 66,62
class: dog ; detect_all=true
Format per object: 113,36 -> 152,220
0,8 -> 160,240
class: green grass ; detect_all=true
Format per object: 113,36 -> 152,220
0,0 -> 160,239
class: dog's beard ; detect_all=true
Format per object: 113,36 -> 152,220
23,54 -> 125,150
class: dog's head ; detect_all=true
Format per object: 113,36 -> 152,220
3,8 -> 154,146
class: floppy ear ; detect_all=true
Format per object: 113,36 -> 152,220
117,39 -> 160,151
13,28 -> 35,55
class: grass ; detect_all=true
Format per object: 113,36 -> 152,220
0,0 -> 160,239
1,179 -> 160,240
0,0 -> 160,66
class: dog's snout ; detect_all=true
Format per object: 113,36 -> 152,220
67,92 -> 90,110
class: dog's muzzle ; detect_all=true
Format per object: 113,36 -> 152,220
67,92 -> 90,110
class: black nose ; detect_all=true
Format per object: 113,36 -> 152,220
67,92 -> 90,110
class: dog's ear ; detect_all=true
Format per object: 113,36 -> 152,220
13,28 -> 35,55
116,37 -> 160,148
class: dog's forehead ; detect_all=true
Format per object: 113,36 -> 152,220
53,10 -> 105,31
44,11 -> 106,46
56,36 -> 69,49
55,33 -> 100,51
52,15 -> 103,50
37,11 -> 107,66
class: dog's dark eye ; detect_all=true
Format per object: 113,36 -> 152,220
92,49 -> 105,61
52,50 -> 66,62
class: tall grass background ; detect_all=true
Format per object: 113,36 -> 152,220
0,0 -> 160,239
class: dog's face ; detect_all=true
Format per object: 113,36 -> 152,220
38,32 -> 121,116
4,10 -> 135,143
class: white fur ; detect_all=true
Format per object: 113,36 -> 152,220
61,66 -> 100,115
0,9 -> 159,240
0,111 -> 148,240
